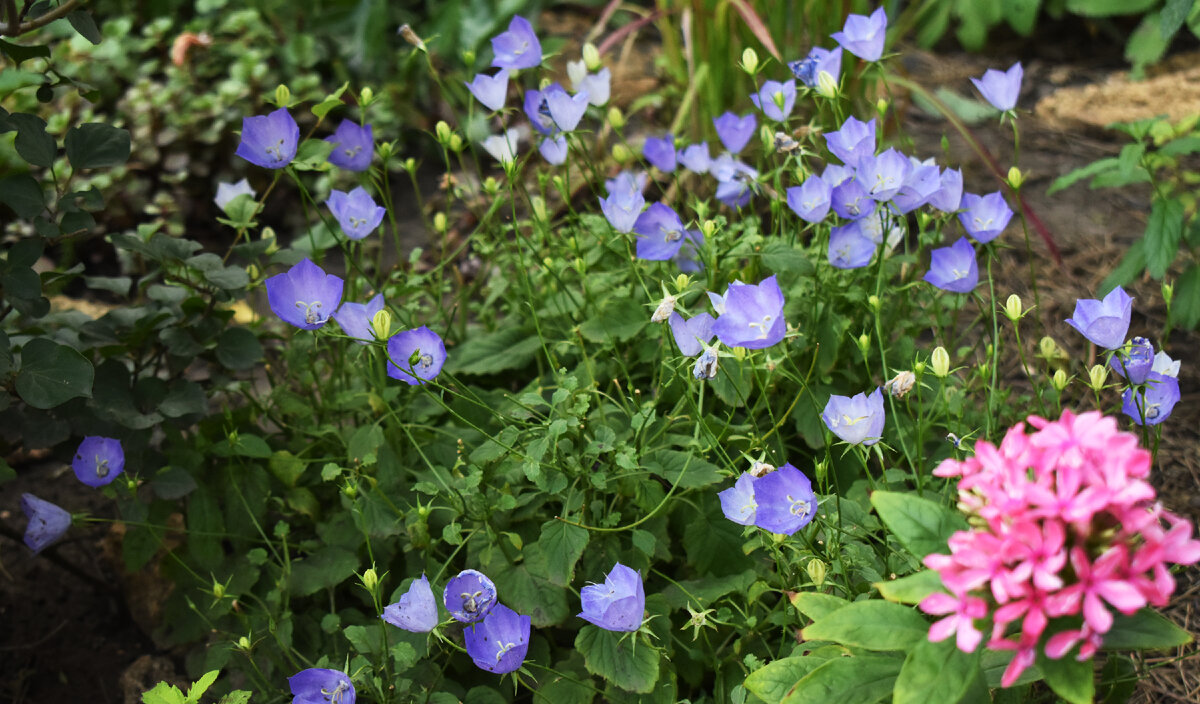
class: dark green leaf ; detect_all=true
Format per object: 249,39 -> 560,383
0,174 -> 45,218
59,209 -> 95,234
575,625 -> 660,694
643,448 -> 724,488
289,547 -> 360,596
85,276 -> 131,296
447,326 -> 540,375
1172,264 -> 1200,329
1046,157 -> 1119,196
761,242 -> 815,275
535,519 -> 588,587
1144,198 -> 1185,279
800,600 -> 929,651
893,638 -> 979,704
187,484 -> 224,569
1099,653 -> 1138,704
870,491 -> 967,558
66,10 -> 102,44
64,123 -> 131,169
1101,608 -> 1193,651
579,298 -> 647,343
494,555 -> 569,628
15,338 -> 93,409
151,466 -> 198,499
216,327 -> 262,371
745,655 -> 832,704
779,655 -> 902,704
1065,0 -> 1156,16
9,112 -> 56,167
0,39 -> 51,66
1162,0 -> 1192,38
160,380 -> 206,418
1037,649 -> 1094,704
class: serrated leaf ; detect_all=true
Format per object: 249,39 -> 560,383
779,655 -> 902,704
870,491 -> 966,558
575,625 -> 660,693
186,670 -> 220,702
536,519 -> 588,586
801,600 -> 929,651
1144,197 -> 1185,279
893,638 -> 979,704
15,338 -> 93,409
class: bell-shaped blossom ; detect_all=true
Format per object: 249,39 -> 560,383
831,7 -> 888,62
325,119 -> 374,172
443,569 -> 497,623
524,88 -> 557,136
858,148 -> 911,201
958,191 -> 1012,243
1109,337 -> 1155,385
579,562 -> 645,632
235,107 -> 299,169
693,344 -> 720,379
928,167 -> 963,212
290,669 -> 355,704
824,116 -> 876,167
327,187 -> 386,240
465,70 -> 510,112
266,258 -> 345,330
1122,372 -> 1181,426
668,312 -> 715,356
860,208 -> 904,250
786,175 -> 832,223
491,15 -> 542,70
606,170 -> 647,195
643,134 -> 676,172
382,574 -> 439,633
481,129 -> 520,167
21,493 -> 70,553
633,202 -> 688,260
712,276 -> 786,349
821,163 -> 854,188
890,157 -> 941,213
713,112 -> 756,154
750,80 -> 796,122
821,388 -> 886,446
923,237 -> 979,293
599,179 -> 645,233
753,463 -> 817,535
719,472 -> 758,525
713,157 -> 758,208
463,604 -> 530,674
569,65 -> 611,106
387,326 -> 446,386
545,86 -> 589,132
789,46 -> 842,88
332,294 -> 385,344
214,178 -> 255,212
1152,350 -> 1181,378
830,177 -> 875,220
539,135 -> 568,165
677,142 -> 711,173
971,62 -> 1023,112
827,221 -> 876,269
1065,286 -> 1133,350
670,229 -> 704,274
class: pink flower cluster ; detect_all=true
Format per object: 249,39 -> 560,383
919,410 -> 1200,687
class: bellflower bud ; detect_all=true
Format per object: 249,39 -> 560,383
815,71 -> 838,98
806,559 -> 827,588
371,309 -> 393,340
612,144 -> 632,163
741,47 -> 759,75
607,106 -> 626,130
1007,166 -> 1024,190
361,568 -> 380,594
435,121 -> 453,146
931,346 -> 950,378
1052,369 -> 1069,391
583,42 -> 601,71
274,84 -> 291,108
1088,364 -> 1109,392
1004,294 -> 1023,322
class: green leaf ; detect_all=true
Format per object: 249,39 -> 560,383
65,123 -> 131,169
187,484 -> 224,569
185,670 -> 220,703
1101,607 -> 1193,651
1126,11 -> 1170,72
67,10 -> 102,44
0,174 -> 45,218
141,681 -> 187,704
291,139 -> 335,171
447,326 -> 541,375
789,592 -> 849,621
779,655 -> 902,704
579,298 -> 647,343
1172,264 -> 1200,329
870,491 -> 966,558
312,81 -> 351,119
1001,0 -> 1040,35
495,557 -> 569,628
9,113 -> 56,167
1065,0 -> 1156,16
216,692 -> 251,704
269,451 -> 307,487
1101,238 -> 1147,292
0,39 -> 51,66
761,242 -> 815,275
151,466 -> 198,500
213,433 -> 272,458
875,569 -> 944,605
1162,0 -> 1192,39
536,519 -> 589,586
1037,649 -> 1094,704
344,624 -> 381,655
216,327 -> 263,371
800,600 -> 929,651
1098,653 -> 1138,704
893,638 -> 979,704
981,649 -> 1042,687
15,338 -> 93,409
1046,157 -> 1119,196
1144,198 -> 1185,279
643,449 -> 724,488
745,655 -> 832,704
289,547 -> 360,596
160,380 -> 206,418
575,625 -> 660,693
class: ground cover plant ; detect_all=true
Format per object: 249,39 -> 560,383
3,3 -> 1200,704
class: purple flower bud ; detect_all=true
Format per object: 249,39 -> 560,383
858,148 -> 912,202
332,294 -> 385,344
753,463 -> 817,535
668,312 -> 716,357
491,15 -> 542,70
789,46 -> 842,88
786,175 -> 833,223
465,70 -> 510,112
545,87 -> 589,131
821,388 -> 885,445
214,178 -> 255,212
539,135 -> 569,165
634,202 -> 688,260
289,669 -> 355,704
677,142 -> 712,174
712,276 -> 786,349
923,237 -> 979,293
599,179 -> 646,233
957,191 -> 1012,243
831,7 -> 888,62
325,119 -> 374,172
266,258 -> 344,330
713,112 -> 757,154
1109,337 -> 1155,385
464,604 -> 530,674
21,493 -> 70,553
235,107 -> 299,169
927,167 -> 963,212
1122,372 -> 1181,425
643,134 -> 677,172
1065,286 -> 1133,350
386,326 -> 447,386
824,116 -> 876,168
327,186 -> 386,240
827,221 -> 877,269
830,177 -> 875,220
750,80 -> 797,123
971,62 -> 1023,112
718,472 -> 758,525
382,574 -> 439,633
578,562 -> 645,632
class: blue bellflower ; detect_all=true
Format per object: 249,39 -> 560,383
824,116 -> 876,167
327,186 -> 386,240
386,326 -> 447,386
643,134 -> 677,172
214,178 -> 255,212
787,175 -> 832,223
830,178 -> 875,220
859,148 -> 912,202
713,112 -> 757,154
1110,336 -> 1155,385
928,167 -> 964,212
750,80 -> 797,122
958,191 -> 1013,243
634,202 -> 688,260
491,15 -> 542,70
668,311 -> 716,356
545,86 -> 589,131
465,70 -> 510,112
821,163 -> 854,188
289,668 -> 355,704
1122,372 -> 1181,426
890,157 -> 941,214
539,135 -> 569,165
266,258 -> 345,330
753,463 -> 817,535
236,107 -> 299,169
481,129 -> 519,167
443,569 -> 497,623
832,7 -> 888,62
923,237 -> 979,293
21,493 -> 70,553
578,562 -> 645,632
382,574 -> 439,633
325,119 -> 374,172
712,276 -> 786,349
677,142 -> 712,174
332,294 -> 385,344
971,62 -> 1023,112
718,472 -> 758,526
712,156 -> 758,208
821,388 -> 886,445
524,88 -> 557,136
827,221 -> 877,269
673,229 -> 705,273
1065,286 -> 1134,350
599,177 -> 646,233
790,46 -> 842,88
72,436 -> 125,487
463,604 -> 531,674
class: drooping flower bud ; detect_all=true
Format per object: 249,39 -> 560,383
931,346 -> 951,378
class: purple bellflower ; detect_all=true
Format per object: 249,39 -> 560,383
673,229 -> 705,274
568,62 -> 611,106
21,493 -> 70,553
1110,337 -> 1155,385
383,574 -> 439,633
1122,372 -> 1181,426
859,148 -> 912,202
634,202 -> 688,260
236,108 -> 299,169
824,116 -> 876,167
890,157 -> 941,214
386,326 -> 446,386
668,311 -> 716,356
971,62 -> 1023,112
72,436 -> 125,487
1153,350 -> 1181,378
1066,286 -> 1134,350
266,258 -> 345,330
712,157 -> 758,208
923,237 -> 979,293
677,142 -> 712,173
753,463 -> 817,535
789,46 -> 842,88
719,473 -> 758,526
464,604 -> 531,674
821,388 -> 886,446
787,175 -> 833,223
830,178 -> 875,220
539,135 -> 569,165
491,15 -> 542,70
643,134 -> 677,172
832,7 -> 888,62
751,80 -> 797,122
289,669 -> 355,704
524,88 -> 557,136
958,191 -> 1013,243
599,180 -> 646,233
465,70 -> 510,112
827,221 -> 877,269
443,569 -> 497,623
325,119 -> 374,172
332,294 -> 385,344
214,178 -> 254,212
928,167 -> 964,212
578,562 -> 645,632
545,87 -> 589,131
713,112 -> 757,154
712,276 -> 786,349
327,186 -> 386,240
606,170 -> 647,195
482,129 -> 519,167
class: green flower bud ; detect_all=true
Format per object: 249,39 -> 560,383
806,559 -> 827,588
612,143 -> 632,163
867,294 -> 880,312
816,71 -> 838,99
607,106 -> 626,130
931,346 -> 950,378
359,86 -> 374,106
1004,294 -> 1023,322
483,176 -> 500,195
237,636 -> 252,652
1088,364 -> 1108,392
583,42 -> 601,71
448,134 -> 464,152
741,47 -> 759,75
701,219 -> 718,239
435,121 -> 453,145
857,333 -> 870,356
274,84 -> 291,108
1007,166 -> 1024,190
433,212 -> 447,233
361,568 -> 379,594
370,309 -> 393,340
1052,369 -> 1069,391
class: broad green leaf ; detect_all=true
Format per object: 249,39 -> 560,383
579,299 -> 647,343
1101,238 -> 1147,293
447,326 -> 541,375
1066,0 -> 1156,16
1046,157 -> 1119,195
65,123 -> 131,169
779,655 -> 902,704
67,10 -> 102,44
789,591 -> 849,621
160,380 -> 206,418
289,547 -> 360,596
745,655 -> 832,704
185,670 -> 220,703
536,519 -> 588,587
1127,11 -> 1170,72
0,174 -> 45,218
761,242 -> 814,275
981,649 -> 1042,687
212,433 -> 272,458
1098,653 -> 1138,704
1101,607 -> 1193,650
312,81 -> 351,119
1172,264 -> 1200,329
800,600 -> 929,651
893,637 -> 979,704
291,139 -> 335,171
1162,0 -> 1192,39
15,338 -> 93,409
494,556 -> 569,628
141,681 -> 187,704
1001,0 -> 1040,35
269,451 -> 307,487
9,113 -> 56,167
643,449 -> 724,488
0,39 -> 51,66
575,625 -> 660,694
1144,198 -> 1185,279
216,327 -> 263,371
187,484 -> 224,570
876,569 -> 944,605
870,491 -> 966,558
1038,649 -> 1094,704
